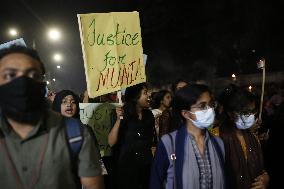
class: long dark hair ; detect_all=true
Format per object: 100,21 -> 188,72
52,90 -> 80,119
218,87 -> 263,189
220,86 -> 256,130
151,89 -> 171,109
124,83 -> 147,119
172,84 -> 211,127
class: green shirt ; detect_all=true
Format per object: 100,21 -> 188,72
0,110 -> 101,189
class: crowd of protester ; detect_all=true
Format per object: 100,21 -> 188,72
1,45 -> 283,188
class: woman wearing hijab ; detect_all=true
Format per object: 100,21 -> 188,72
52,90 -> 80,119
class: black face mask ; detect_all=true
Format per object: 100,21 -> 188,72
0,76 -> 47,124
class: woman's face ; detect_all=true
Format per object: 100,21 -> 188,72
232,101 -> 256,121
137,88 -> 150,109
61,95 -> 77,117
188,91 -> 212,121
161,92 -> 172,108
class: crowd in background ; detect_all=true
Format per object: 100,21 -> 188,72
1,45 -> 283,189
47,76 -> 284,189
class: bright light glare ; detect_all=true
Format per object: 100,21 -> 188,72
57,65 -> 61,69
53,53 -> 62,62
52,78 -> 56,82
48,28 -> 61,41
9,28 -> 18,36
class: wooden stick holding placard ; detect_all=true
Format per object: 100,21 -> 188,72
257,58 -> 266,123
117,91 -> 123,119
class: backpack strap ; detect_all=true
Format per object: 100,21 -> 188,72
64,117 -> 84,188
64,117 -> 83,159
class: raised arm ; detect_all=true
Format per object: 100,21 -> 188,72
108,106 -> 124,147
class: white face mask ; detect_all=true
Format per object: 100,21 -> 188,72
235,114 -> 255,130
189,108 -> 215,129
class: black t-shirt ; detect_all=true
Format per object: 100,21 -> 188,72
116,109 -> 155,164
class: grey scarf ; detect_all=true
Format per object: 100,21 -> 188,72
182,133 -> 225,189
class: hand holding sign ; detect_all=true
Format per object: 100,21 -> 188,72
117,90 -> 124,119
116,106 -> 124,121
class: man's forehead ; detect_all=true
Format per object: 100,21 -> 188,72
0,53 -> 41,70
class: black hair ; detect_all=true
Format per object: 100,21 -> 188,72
0,45 -> 45,75
219,86 -> 256,130
171,79 -> 188,94
124,83 -> 147,119
52,90 -> 80,119
221,87 -> 256,114
151,89 -> 171,109
172,84 -> 211,125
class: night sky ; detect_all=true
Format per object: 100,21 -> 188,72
0,0 -> 283,94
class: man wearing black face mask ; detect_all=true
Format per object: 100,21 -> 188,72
0,45 -> 104,189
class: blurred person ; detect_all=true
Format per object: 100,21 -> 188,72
0,45 -> 103,189
159,79 -> 188,138
47,90 -> 56,103
266,94 -> 284,188
108,83 -> 155,189
151,89 -> 172,140
214,87 -> 269,189
171,79 -> 188,94
150,84 -> 225,189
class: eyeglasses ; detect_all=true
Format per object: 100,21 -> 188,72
191,101 -> 217,111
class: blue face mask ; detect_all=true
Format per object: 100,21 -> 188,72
235,114 -> 255,130
188,108 -> 215,129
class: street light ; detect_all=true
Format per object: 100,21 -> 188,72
57,65 -> 61,69
8,28 -> 18,37
53,53 -> 62,62
48,28 -> 61,41
231,74 -> 236,81
248,85 -> 252,92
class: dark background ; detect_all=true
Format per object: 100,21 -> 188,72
0,0 -> 283,94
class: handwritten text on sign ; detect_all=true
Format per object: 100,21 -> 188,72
80,103 -> 117,157
78,12 -> 146,98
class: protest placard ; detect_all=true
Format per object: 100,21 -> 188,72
80,103 -> 117,156
78,11 -> 146,98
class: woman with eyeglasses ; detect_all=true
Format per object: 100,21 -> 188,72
150,84 -> 225,189
215,87 -> 269,189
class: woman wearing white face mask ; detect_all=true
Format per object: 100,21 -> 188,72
150,84 -> 226,189
214,87 -> 269,189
